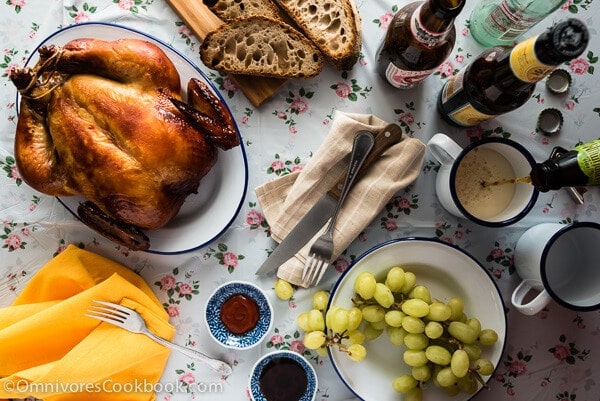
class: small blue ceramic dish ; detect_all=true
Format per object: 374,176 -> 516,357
205,281 -> 273,349
249,350 -> 317,401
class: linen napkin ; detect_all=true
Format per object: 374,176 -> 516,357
255,111 -> 425,287
0,244 -> 174,401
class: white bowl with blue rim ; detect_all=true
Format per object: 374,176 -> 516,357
327,237 -> 507,401
205,280 -> 273,350
249,350 -> 317,401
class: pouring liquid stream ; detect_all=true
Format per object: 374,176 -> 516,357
481,176 -> 532,188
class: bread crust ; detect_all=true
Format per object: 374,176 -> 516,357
202,0 -> 282,22
272,0 -> 361,70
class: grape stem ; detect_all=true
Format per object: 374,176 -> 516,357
321,330 -> 350,354
351,294 -> 405,310
470,370 -> 489,389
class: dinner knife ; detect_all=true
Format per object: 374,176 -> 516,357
255,123 -> 405,275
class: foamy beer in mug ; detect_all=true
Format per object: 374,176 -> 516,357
428,134 -> 539,226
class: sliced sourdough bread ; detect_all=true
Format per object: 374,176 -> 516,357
202,0 -> 282,22
199,16 -> 323,79
272,0 -> 362,71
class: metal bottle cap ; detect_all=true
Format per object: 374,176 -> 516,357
537,108 -> 564,136
546,69 -> 572,95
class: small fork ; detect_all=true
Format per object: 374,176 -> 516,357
301,131 -> 374,287
86,300 -> 232,376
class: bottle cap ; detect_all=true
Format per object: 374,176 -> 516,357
546,69 -> 572,95
537,19 -> 589,64
537,108 -> 563,136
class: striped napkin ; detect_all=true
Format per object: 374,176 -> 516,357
255,111 -> 425,287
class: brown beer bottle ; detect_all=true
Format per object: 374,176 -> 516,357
530,140 -> 600,192
376,0 -> 466,89
437,18 -> 589,127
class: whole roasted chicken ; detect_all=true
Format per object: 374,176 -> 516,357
10,38 -> 239,251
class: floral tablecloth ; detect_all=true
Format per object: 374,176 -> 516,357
1,1 -> 599,400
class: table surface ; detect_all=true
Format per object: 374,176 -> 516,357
1,1 -> 599,401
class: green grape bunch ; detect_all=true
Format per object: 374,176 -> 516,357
297,266 -> 501,401
298,290 -> 367,361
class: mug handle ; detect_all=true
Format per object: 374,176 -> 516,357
427,133 -> 463,165
511,279 -> 552,316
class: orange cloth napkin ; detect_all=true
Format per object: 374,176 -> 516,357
255,112 -> 425,287
0,244 -> 174,401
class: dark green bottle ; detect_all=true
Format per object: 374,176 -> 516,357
530,140 -> 600,192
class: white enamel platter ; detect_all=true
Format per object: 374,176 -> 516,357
327,238 -> 507,401
19,22 -> 248,254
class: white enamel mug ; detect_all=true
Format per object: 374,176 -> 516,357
427,133 -> 539,227
512,222 -> 600,315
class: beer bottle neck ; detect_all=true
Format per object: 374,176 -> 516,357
509,19 -> 588,84
535,18 -> 589,65
418,0 -> 464,34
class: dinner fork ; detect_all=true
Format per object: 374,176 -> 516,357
301,131 -> 375,287
86,300 -> 233,376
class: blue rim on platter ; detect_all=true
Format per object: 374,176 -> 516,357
249,350 -> 317,401
326,237 -> 507,401
205,281 -> 273,349
16,22 -> 248,255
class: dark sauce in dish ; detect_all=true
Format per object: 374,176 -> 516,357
259,357 -> 308,401
220,294 -> 259,334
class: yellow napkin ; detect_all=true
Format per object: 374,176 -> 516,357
0,244 -> 174,401
255,112 -> 425,287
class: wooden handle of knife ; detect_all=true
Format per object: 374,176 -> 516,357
327,123 -> 404,200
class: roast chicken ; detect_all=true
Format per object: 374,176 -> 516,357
9,38 -> 239,251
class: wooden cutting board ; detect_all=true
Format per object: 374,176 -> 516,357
166,0 -> 287,107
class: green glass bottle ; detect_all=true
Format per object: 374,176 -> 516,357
530,140 -> 600,192
470,0 -> 568,47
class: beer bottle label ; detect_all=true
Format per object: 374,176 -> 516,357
485,0 -> 538,42
575,139 -> 600,184
509,35 -> 556,83
384,63 -> 437,89
411,4 -> 450,48
439,70 -> 498,126
382,3 -> 451,89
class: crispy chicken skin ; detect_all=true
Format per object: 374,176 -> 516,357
10,38 -> 239,250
